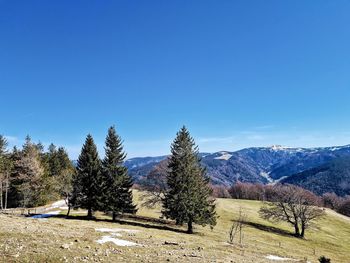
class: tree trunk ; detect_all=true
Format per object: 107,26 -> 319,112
112,211 -> 116,221
300,224 -> 305,238
87,208 -> 93,219
66,205 -> 71,218
4,176 -> 8,209
294,223 -> 300,237
187,219 -> 193,234
0,180 -> 3,210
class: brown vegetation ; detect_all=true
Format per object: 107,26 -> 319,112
259,184 -> 325,238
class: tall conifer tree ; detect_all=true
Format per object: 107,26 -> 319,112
102,126 -> 136,221
74,134 -> 101,218
162,126 -> 216,233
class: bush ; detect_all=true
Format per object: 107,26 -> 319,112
318,256 -> 331,263
337,197 -> 350,217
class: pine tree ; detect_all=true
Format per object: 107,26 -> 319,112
162,126 -> 217,233
74,134 -> 102,218
47,144 -> 61,177
102,126 -> 136,221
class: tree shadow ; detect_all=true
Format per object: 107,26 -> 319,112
241,220 -> 294,237
49,214 -> 189,234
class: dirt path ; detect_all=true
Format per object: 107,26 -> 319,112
30,199 -> 67,219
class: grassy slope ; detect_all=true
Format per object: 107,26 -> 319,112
0,191 -> 349,263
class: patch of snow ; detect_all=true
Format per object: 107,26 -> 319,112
214,152 -> 232,160
270,145 -> 294,151
50,200 -> 66,209
95,228 -> 139,233
260,172 -> 273,183
111,233 -> 123,237
95,228 -> 140,247
265,255 -> 296,261
96,236 -> 138,247
272,176 -> 288,185
330,147 -> 341,152
31,210 -> 60,219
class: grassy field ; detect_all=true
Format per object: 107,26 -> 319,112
0,190 -> 349,263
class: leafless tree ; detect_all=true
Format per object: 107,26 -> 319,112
259,184 -> 324,238
229,181 -> 275,201
338,196 -> 350,217
322,192 -> 341,210
11,138 -> 44,208
0,135 -> 11,210
228,207 -> 247,245
211,184 -> 231,198
1,164 -> 11,210
140,159 -> 169,208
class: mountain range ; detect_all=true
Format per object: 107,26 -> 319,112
125,145 -> 350,196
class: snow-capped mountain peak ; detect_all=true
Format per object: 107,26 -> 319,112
270,145 -> 290,151
214,151 -> 233,160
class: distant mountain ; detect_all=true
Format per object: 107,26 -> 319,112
125,156 -> 168,183
125,156 -> 167,170
125,153 -> 210,183
281,157 -> 350,196
124,145 -> 350,188
201,151 -> 264,185
268,146 -> 350,181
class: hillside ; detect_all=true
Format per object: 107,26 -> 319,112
125,145 -> 350,187
0,191 -> 349,262
281,157 -> 350,196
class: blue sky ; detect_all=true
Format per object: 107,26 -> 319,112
1,0 -> 350,158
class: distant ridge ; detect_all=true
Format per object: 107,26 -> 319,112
124,145 -> 350,194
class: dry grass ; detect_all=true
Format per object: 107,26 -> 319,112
0,190 -> 349,262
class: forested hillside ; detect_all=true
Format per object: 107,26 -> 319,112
281,157 -> 350,196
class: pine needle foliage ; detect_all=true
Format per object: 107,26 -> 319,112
101,126 -> 137,220
162,126 -> 216,233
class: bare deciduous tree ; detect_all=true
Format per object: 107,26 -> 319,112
322,192 -> 341,210
140,159 -> 168,208
0,135 -> 11,210
11,137 -> 45,208
229,181 -> 275,201
228,207 -> 247,245
259,184 -> 324,238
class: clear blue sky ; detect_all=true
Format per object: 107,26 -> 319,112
1,0 -> 350,159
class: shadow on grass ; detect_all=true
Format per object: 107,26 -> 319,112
48,214 -> 189,234
241,220 -> 294,237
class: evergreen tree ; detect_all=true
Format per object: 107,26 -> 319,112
74,134 -> 102,218
45,145 -> 75,205
102,126 -> 136,221
46,144 -> 61,177
56,147 -> 75,201
162,126 -> 217,233
0,135 -> 7,156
